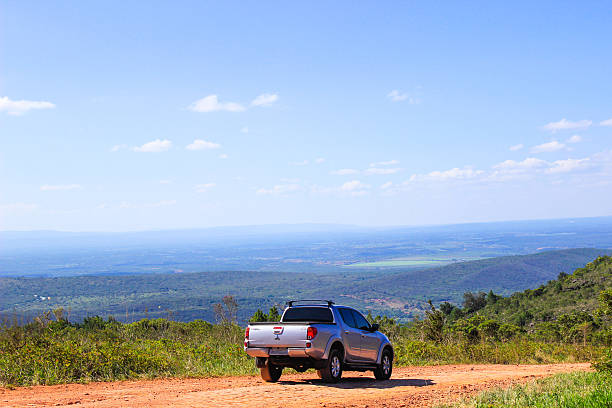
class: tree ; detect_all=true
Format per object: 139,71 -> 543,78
250,309 -> 267,322
268,306 -> 281,322
498,323 -> 520,341
598,289 -> 612,316
486,290 -> 500,305
439,302 -> 454,315
422,300 -> 445,343
463,291 -> 487,313
213,295 -> 238,325
478,320 -> 500,341
449,307 -> 464,321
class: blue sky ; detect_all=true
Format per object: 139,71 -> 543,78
1,1 -> 611,231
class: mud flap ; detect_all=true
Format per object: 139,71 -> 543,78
255,357 -> 267,368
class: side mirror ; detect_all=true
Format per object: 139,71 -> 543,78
370,323 -> 379,332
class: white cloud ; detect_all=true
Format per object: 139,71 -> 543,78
251,93 -> 278,107
509,144 -> 524,151
542,118 -> 592,133
256,184 -> 300,195
0,202 -> 38,212
531,140 -> 567,153
493,158 -> 548,171
370,159 -> 400,166
546,158 -> 591,174
340,180 -> 370,196
340,180 -> 370,191
289,160 -> 309,166
159,180 -> 172,184
364,167 -> 402,175
188,95 -> 245,113
411,167 -> 484,182
240,126 -> 249,133
195,183 -> 216,193
186,139 -> 221,150
387,90 -> 408,102
40,184 -> 82,191
600,118 -> 612,127
219,153 -> 229,159
386,90 -> 419,104
393,150 -> 611,189
133,139 -> 172,153
0,96 -> 55,115
110,144 -> 128,152
315,158 -> 325,164
490,156 -> 593,179
567,135 -> 582,144
330,168 -> 360,175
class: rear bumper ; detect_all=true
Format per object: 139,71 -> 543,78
245,347 -> 312,358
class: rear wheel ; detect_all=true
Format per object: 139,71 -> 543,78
374,348 -> 393,380
260,363 -> 283,382
319,348 -> 343,383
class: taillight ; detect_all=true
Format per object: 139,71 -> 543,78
307,327 -> 318,340
245,327 -> 250,339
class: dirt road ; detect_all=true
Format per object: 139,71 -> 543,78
0,363 -> 590,408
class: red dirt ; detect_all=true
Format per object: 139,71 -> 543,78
0,363 -> 591,408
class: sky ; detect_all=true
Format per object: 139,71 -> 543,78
1,1 -> 611,231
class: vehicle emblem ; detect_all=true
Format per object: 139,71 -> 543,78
273,326 -> 283,340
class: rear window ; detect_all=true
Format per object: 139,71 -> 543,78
282,307 -> 334,322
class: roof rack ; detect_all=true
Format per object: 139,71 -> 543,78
286,299 -> 334,307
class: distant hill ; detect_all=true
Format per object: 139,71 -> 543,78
473,255 -> 611,326
1,248 -> 609,323
354,248 -> 612,305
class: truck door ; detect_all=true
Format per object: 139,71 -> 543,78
338,308 -> 361,362
351,310 -> 381,363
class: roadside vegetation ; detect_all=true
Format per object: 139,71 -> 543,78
0,257 -> 610,388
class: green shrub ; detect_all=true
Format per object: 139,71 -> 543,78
0,311 -> 606,387
593,348 -> 612,374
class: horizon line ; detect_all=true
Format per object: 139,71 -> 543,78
1,214 -> 611,234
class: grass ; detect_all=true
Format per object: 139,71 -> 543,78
437,371 -> 612,408
0,317 -> 258,387
0,314 -> 605,387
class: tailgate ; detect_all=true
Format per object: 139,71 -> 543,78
248,324 -> 309,348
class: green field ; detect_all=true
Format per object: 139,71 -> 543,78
345,259 -> 449,268
344,255 -> 487,268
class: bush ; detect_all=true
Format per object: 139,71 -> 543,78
594,348 -> 612,374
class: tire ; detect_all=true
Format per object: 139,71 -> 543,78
260,363 -> 283,382
374,348 -> 393,380
319,348 -> 343,383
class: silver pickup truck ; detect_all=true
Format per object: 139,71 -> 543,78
244,300 -> 393,383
